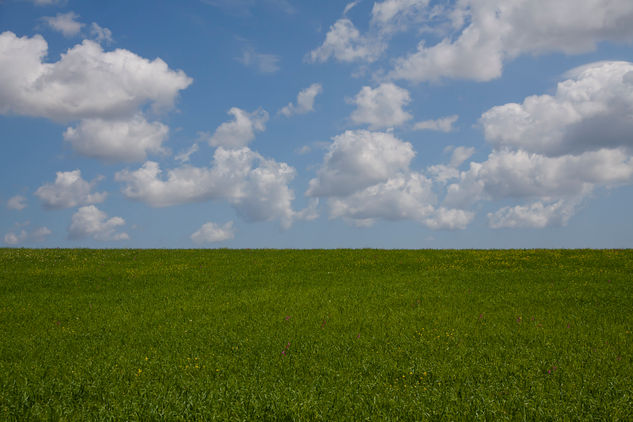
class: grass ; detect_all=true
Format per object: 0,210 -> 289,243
0,248 -> 632,420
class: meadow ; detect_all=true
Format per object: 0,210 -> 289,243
0,248 -> 631,420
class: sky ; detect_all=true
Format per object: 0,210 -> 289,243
2,0 -> 633,249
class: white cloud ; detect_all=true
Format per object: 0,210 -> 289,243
68,205 -> 128,241
343,1 -> 361,16
414,115 -> 458,132
191,221 -> 235,244
7,195 -> 27,210
481,61 -> 633,156
116,147 -> 308,228
35,170 -> 106,210
308,18 -> 385,63
0,31 -> 190,162
444,148 -> 633,209
424,208 -> 474,230
307,130 -> 415,197
426,147 -> 474,184
371,0 -> 430,33
438,61 -> 633,228
449,146 -> 475,168
4,226 -> 51,245
237,47 -> 280,73
89,23 -> 113,44
295,145 -> 312,155
307,129 -> 469,229
427,164 -> 460,184
349,83 -> 412,129
207,108 -> 268,148
279,83 -> 323,117
327,173 -> 436,226
488,200 -> 579,229
41,12 -> 84,37
63,115 -> 169,162
30,0 -> 67,5
311,0 -> 439,64
0,32 -> 192,121
175,143 -> 199,163
389,0 -> 633,83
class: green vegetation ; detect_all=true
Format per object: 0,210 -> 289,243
1,249 -> 632,420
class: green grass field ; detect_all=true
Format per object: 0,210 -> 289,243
1,249 -> 632,420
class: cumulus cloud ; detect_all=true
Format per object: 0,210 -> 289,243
206,108 -> 268,148
371,0 -> 431,33
425,208 -> 474,230
311,0 -> 441,64
481,61 -> 633,156
116,147 -> 309,229
427,147 -> 475,184
308,129 -> 470,229
35,170 -> 106,210
191,221 -> 235,244
41,12 -> 84,37
439,62 -> 633,228
349,83 -> 412,129
89,23 -> 113,44
445,148 -> 633,209
307,130 -> 415,197
389,0 -> 633,83
63,115 -> 169,162
4,226 -> 52,245
327,173 -> 436,226
414,115 -> 458,132
308,18 -> 385,63
7,195 -> 27,211
68,205 -> 128,241
488,200 -> 579,229
237,47 -> 280,73
0,31 -> 191,162
0,32 -> 192,121
279,83 -> 323,117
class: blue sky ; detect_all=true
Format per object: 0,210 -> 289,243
2,0 -> 633,248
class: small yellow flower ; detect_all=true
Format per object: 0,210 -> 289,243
145,357 -> 148,361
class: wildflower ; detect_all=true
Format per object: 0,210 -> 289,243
356,333 -> 361,339
285,315 -> 291,321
